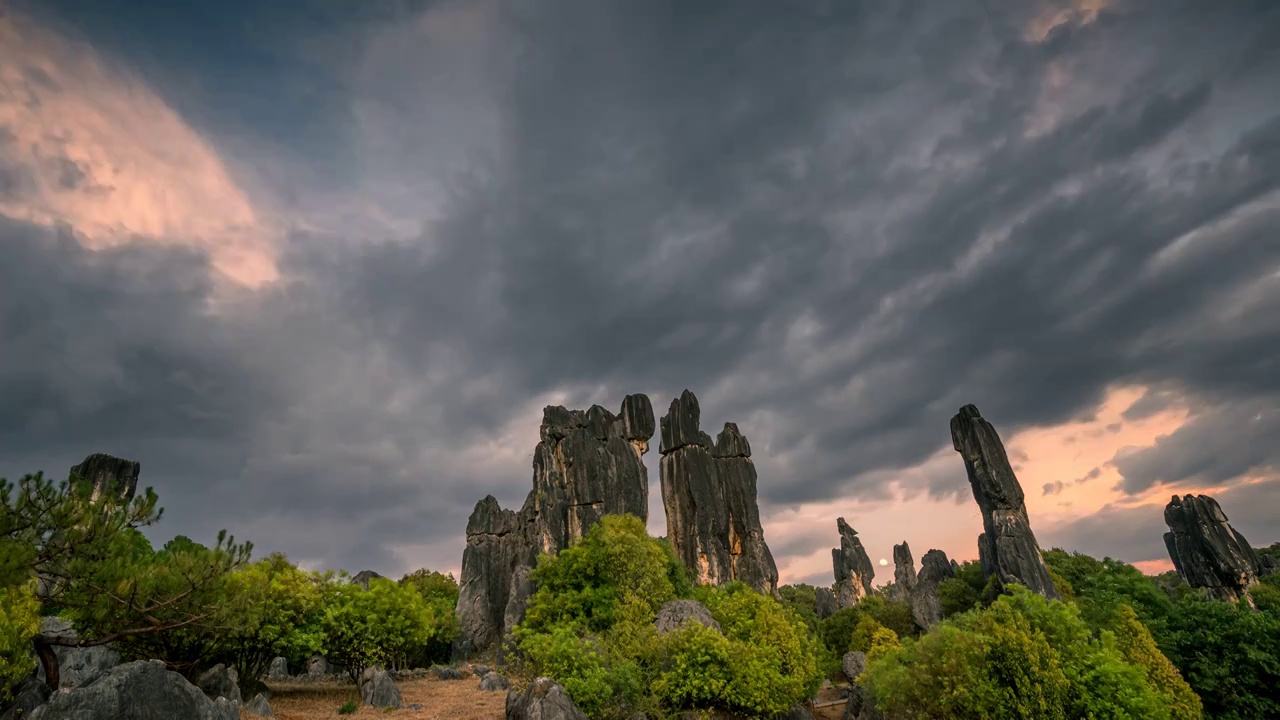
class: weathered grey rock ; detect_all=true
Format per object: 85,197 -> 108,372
950,405 -> 1060,600
472,664 -> 492,678
659,390 -> 779,595
911,549 -> 955,629
196,664 -> 241,705
69,453 -> 140,504
480,671 -> 510,691
1,674 -> 51,720
842,651 -> 867,683
654,599 -> 722,634
351,570 -> 384,590
456,395 -> 656,658
842,683 -> 885,720
435,667 -> 464,681
266,657 -> 288,680
360,667 -> 401,709
780,706 -> 815,720
833,518 -> 875,608
505,676 -> 588,720
29,660 -> 237,720
306,655 -> 329,677
1260,554 -> 1279,577
815,587 -> 838,620
246,692 -> 273,717
890,542 -> 917,604
1164,494 -> 1263,603
35,616 -> 121,689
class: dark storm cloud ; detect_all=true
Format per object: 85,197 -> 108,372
5,0 -> 1280,575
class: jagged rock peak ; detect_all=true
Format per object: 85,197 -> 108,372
70,453 -> 140,504
1163,494 -> 1262,604
891,542 -> 918,603
659,390 -> 778,596
950,404 -> 1060,601
833,517 -> 876,608
538,394 -> 655,446
911,549 -> 955,629
466,496 -> 519,536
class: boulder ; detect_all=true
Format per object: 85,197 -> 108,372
950,405 -> 1060,600
35,616 -> 121,689
435,667 -> 465,681
359,668 -> 401,709
654,599 -> 722,635
505,676 -> 588,720
246,692 -> 273,717
266,657 -> 288,680
306,655 -> 329,677
780,707 -> 815,720
890,542 -> 917,604
455,395 -> 656,657
658,390 -> 779,595
1163,494 -> 1263,603
480,672 -> 510,691
833,518 -> 876,608
911,549 -> 955,629
195,664 -> 241,705
842,683 -> 885,720
842,651 -> 867,683
0,674 -> 51,720
814,587 -> 838,620
29,660 -> 237,720
471,664 -> 492,678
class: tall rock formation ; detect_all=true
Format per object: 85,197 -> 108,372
911,549 -> 955,629
70,453 -> 140,503
1163,494 -> 1262,604
890,542 -> 918,604
454,395 -> 655,657
659,390 -> 779,596
950,404 -> 1060,600
833,517 -> 875,607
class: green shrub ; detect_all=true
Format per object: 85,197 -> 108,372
0,581 -> 40,702
337,699 -> 358,714
321,574 -> 454,681
1108,605 -> 1201,720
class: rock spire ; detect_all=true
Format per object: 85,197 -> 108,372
1163,494 -> 1262,604
833,517 -> 875,607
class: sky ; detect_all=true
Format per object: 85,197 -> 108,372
1,0 -> 1278,588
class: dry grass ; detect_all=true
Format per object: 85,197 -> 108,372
243,676 -> 508,720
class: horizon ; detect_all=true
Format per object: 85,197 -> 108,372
2,0 -> 1278,590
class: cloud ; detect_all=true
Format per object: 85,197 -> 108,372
3,0 -> 1279,581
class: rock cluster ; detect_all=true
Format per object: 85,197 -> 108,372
69,453 -> 141,504
833,518 -> 875,607
1163,494 -> 1263,603
950,405 -> 1059,600
455,395 -> 656,656
29,660 -> 238,720
196,664 -> 241,705
35,616 -> 121,689
659,390 -> 779,596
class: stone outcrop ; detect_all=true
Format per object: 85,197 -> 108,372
266,657 -> 288,680
659,390 -> 779,596
911,549 -> 955,629
69,453 -> 140,504
505,677 -> 588,720
480,672 -> 510,691
842,651 -> 867,683
455,395 -> 655,657
654,599 -> 722,635
890,542 -> 918,604
30,660 -> 237,720
950,405 -> 1060,600
35,617 -> 121,689
351,570 -> 383,590
196,664 -> 241,705
814,587 -> 838,619
246,692 -> 273,717
360,667 -> 401,709
0,674 -> 51,720
833,518 -> 875,607
1163,494 -> 1263,603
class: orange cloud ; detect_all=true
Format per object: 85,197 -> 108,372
0,13 -> 278,287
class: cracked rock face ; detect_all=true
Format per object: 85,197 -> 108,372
658,390 -> 779,596
69,453 -> 140,504
1164,494 -> 1262,604
833,518 -> 875,608
454,395 -> 655,657
950,404 -> 1060,601
815,587 -> 837,619
890,542 -> 918,604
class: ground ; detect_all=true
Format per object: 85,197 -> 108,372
245,676 -> 508,720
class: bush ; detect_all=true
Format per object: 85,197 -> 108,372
1108,605 -> 1201,720
321,574 -> 455,681
0,582 -> 40,702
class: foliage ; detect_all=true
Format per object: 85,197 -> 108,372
1252,580 -> 1280,613
321,575 -> 453,681
0,582 -> 40,702
937,560 -> 986,618
1042,550 -> 1173,632
1107,605 -> 1201,720
338,699 -> 358,714
398,568 -> 460,666
777,583 -> 820,633
849,616 -> 900,661
1158,594 -> 1280,719
515,516 -> 821,719
817,595 -> 917,655
863,586 -> 1186,720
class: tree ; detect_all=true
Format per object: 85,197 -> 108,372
1,471 -> 249,689
1107,605 -> 1201,720
398,569 -> 461,666
0,582 -> 40,703
320,574 -> 452,681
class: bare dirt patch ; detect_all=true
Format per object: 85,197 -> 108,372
245,676 -> 507,720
